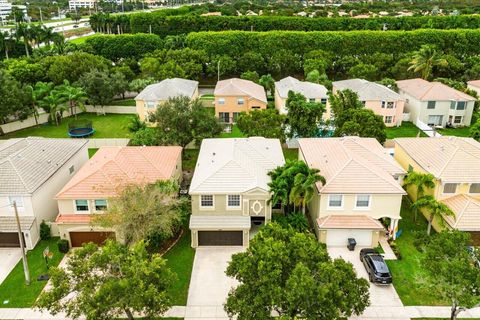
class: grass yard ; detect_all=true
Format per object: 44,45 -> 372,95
0,238 -> 65,308
199,94 -> 214,100
109,99 -> 136,107
183,149 -> 199,171
0,113 -> 134,140
68,34 -> 97,44
163,231 -> 195,306
219,125 -> 246,138
283,148 -> 298,161
88,148 -> 98,158
386,197 -> 448,306
438,126 -> 471,137
385,122 -> 427,139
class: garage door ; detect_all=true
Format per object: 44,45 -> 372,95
70,232 -> 115,247
198,231 -> 243,246
326,229 -> 373,247
0,232 -> 23,247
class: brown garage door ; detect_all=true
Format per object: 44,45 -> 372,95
198,231 -> 243,246
70,232 -> 115,247
0,232 -> 22,247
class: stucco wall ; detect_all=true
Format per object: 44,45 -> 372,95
214,95 -> 267,122
274,88 -> 287,115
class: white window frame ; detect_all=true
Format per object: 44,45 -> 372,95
386,101 -> 395,109
309,98 -> 316,103
226,195 -> 241,209
327,194 -> 343,209
74,199 -> 90,213
9,196 -> 24,210
200,195 -> 214,209
146,101 -> 156,109
454,116 -> 462,124
320,98 -> 327,105
427,101 -> 436,109
469,183 -> 480,194
442,183 -> 458,194
94,199 -> 108,212
381,101 -> 386,108
385,116 -> 393,124
217,98 -> 225,105
355,194 -> 371,210
237,98 -> 245,105
456,101 -> 466,110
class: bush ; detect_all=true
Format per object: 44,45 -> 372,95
39,220 -> 51,240
273,213 -> 309,233
57,239 -> 69,253
412,230 -> 431,252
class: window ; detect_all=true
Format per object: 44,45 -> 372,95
328,195 -> 343,208
381,101 -> 386,108
427,115 -> 443,126
361,101 -> 366,106
321,98 -> 327,105
75,200 -> 89,212
470,183 -> 480,194
356,195 -> 371,208
457,101 -> 466,110
454,116 -> 462,124
252,106 -> 261,109
233,112 -> 240,122
200,195 -> 214,207
94,199 -> 107,211
219,112 -> 230,123
450,101 -> 456,110
443,183 -> 458,194
146,101 -> 156,109
69,165 -> 75,174
237,98 -> 245,105
218,98 -> 225,105
309,98 -> 316,103
9,196 -> 24,208
385,116 -> 393,124
227,195 -> 241,208
427,101 -> 436,109
387,101 -> 395,109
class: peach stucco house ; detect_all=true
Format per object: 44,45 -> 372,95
329,79 -> 405,127
214,78 -> 267,123
53,146 -> 182,247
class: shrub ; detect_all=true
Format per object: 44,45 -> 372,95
127,115 -> 147,132
273,213 -> 309,233
39,220 -> 51,240
412,230 -> 431,252
57,239 -> 69,253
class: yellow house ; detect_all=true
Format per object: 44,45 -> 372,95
394,137 -> 480,240
298,137 -> 406,247
135,78 -> 199,122
214,78 -> 267,123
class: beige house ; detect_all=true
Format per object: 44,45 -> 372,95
0,138 -> 88,249
467,80 -> 480,97
54,146 -> 182,247
135,78 -> 199,122
298,137 -> 406,247
274,76 -> 328,115
189,137 -> 284,247
214,78 -> 267,123
397,78 -> 476,128
330,79 -> 405,127
394,137 -> 480,241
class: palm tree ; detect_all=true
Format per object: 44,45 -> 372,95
15,23 -> 32,58
412,195 -> 455,235
26,81 -> 54,125
0,31 -> 15,60
56,80 -> 87,118
40,25 -> 55,47
51,33 -> 66,54
259,74 -> 275,96
408,44 -> 448,80
289,167 -> 326,215
40,92 -> 65,126
403,171 -> 436,221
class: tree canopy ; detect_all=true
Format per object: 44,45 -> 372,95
236,109 -> 286,142
285,91 -> 325,138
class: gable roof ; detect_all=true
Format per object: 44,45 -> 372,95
189,138 -> 284,194
56,146 -> 182,199
275,76 -> 328,99
396,78 -> 475,101
317,215 -> 385,230
298,137 -> 405,194
468,80 -> 480,89
333,78 -> 402,101
214,78 -> 267,103
394,137 -> 480,183
0,137 -> 88,196
135,78 -> 198,101
441,194 -> 480,231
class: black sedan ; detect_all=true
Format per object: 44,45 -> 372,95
359,248 -> 393,284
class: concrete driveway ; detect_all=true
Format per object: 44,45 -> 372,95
0,249 -> 22,285
328,246 -> 408,320
186,247 -> 244,319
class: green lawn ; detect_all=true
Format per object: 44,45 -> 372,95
0,113 -> 134,139
88,148 -> 99,158
438,126 -> 471,137
0,238 -> 65,307
199,94 -> 214,100
385,122 -> 427,139
219,125 -> 246,138
109,99 -> 136,107
182,149 -> 199,172
386,197 -> 448,306
69,34 -> 97,44
163,232 -> 195,306
283,148 -> 298,161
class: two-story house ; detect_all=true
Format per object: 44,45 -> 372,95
135,78 -> 199,122
0,137 -> 88,249
188,137 -> 285,247
298,137 -> 406,247
394,137 -> 480,241
53,146 -> 182,247
274,76 -> 328,115
214,78 -> 267,124
396,78 -> 476,128
329,79 -> 405,127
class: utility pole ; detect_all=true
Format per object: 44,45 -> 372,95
39,7 -> 43,24
13,201 -> 30,286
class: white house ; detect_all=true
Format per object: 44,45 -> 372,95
0,138 -> 88,249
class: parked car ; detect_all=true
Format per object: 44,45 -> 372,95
359,248 -> 393,284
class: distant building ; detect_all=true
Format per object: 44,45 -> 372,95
69,0 -> 96,10
0,0 -> 27,24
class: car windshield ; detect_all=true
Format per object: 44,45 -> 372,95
371,255 -> 390,274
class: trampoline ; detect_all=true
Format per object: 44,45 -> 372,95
68,120 -> 95,138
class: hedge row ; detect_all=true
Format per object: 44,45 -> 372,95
91,13 -> 480,37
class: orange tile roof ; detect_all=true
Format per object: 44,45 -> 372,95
441,194 -> 480,231
396,78 -> 475,101
214,78 -> 267,103
55,214 -> 92,224
56,146 -> 182,199
317,215 -> 385,229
